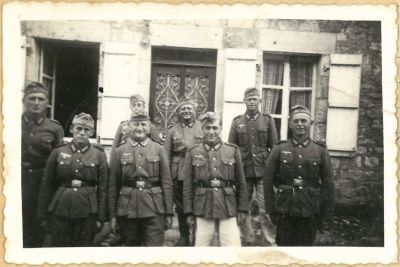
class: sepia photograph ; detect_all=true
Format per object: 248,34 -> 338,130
2,2 -> 397,265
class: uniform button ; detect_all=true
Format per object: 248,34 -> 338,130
251,128 -> 255,130
138,155 -> 142,157
213,167 -> 216,170
252,145 -> 255,147
77,150 -> 81,153
139,166 -> 142,168
299,145 -> 302,148
298,165 -> 302,168
28,169 -> 33,173
298,176 -> 302,179
299,155 -> 303,158
213,157 -> 216,160
252,136 -> 255,139
75,170 -> 79,173
123,161 -> 126,164
91,163 -> 95,166
76,159 -> 80,162
283,160 -> 287,163
253,154 -> 256,157
30,133 -> 34,137
73,188 -> 77,192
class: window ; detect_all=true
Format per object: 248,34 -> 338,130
261,54 -> 317,140
38,39 -> 100,137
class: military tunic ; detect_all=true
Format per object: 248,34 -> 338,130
108,138 -> 173,246
37,140 -> 109,247
263,138 -> 335,246
228,112 -> 278,178
183,142 -> 248,219
21,113 -> 64,247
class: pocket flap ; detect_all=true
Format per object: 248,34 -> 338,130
223,187 -> 235,195
195,187 -> 207,195
222,158 -> 236,165
82,160 -> 98,167
40,134 -> 54,143
57,156 -> 71,165
192,158 -> 206,167
309,158 -> 321,165
280,152 -> 294,163
120,157 -> 133,165
147,156 -> 160,162
150,186 -> 163,194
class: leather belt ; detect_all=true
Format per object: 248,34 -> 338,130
63,179 -> 96,188
196,178 -> 235,188
123,179 -> 161,189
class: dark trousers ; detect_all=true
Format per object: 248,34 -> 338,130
276,215 -> 317,246
173,179 -> 189,238
49,215 -> 96,247
119,215 -> 165,246
21,168 -> 44,248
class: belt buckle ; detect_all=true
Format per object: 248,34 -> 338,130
293,179 -> 304,187
136,180 -> 145,190
211,179 -> 221,188
71,179 -> 82,188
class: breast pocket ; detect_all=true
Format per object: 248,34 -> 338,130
120,155 -> 134,176
235,127 -> 248,146
39,134 -> 55,153
258,128 -> 268,146
192,157 -> 207,178
172,136 -> 185,152
146,156 -> 160,177
279,153 -> 294,178
57,156 -> 72,174
308,158 -> 321,179
222,158 -> 236,179
81,160 -> 98,181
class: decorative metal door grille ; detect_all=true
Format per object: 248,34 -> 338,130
150,65 -> 216,136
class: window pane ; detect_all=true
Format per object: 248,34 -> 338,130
290,90 -> 311,110
262,88 -> 282,115
290,61 -> 313,87
263,60 -> 284,85
43,47 -> 54,76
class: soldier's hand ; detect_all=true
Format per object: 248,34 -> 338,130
110,217 -> 118,233
165,216 -> 173,230
237,212 -> 246,225
186,215 -> 195,226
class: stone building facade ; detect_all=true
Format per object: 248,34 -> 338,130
21,19 -> 382,212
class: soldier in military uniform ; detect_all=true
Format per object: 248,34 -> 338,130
108,111 -> 173,246
110,94 -> 164,163
21,81 -> 64,247
164,96 -> 203,246
37,113 -> 108,247
263,105 -> 335,246
228,87 -> 278,245
183,112 -> 248,246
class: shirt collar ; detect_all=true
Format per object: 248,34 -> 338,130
71,140 -> 91,153
181,121 -> 194,128
204,141 -> 222,151
22,113 -> 45,125
245,111 -> 260,121
129,137 -> 149,147
291,138 -> 311,147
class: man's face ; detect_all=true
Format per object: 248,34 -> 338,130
179,104 -> 195,121
130,101 -> 145,113
244,95 -> 260,112
70,124 -> 94,142
203,121 -> 221,144
289,113 -> 312,138
130,120 -> 150,141
23,92 -> 48,115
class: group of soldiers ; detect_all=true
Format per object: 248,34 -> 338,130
22,81 -> 334,248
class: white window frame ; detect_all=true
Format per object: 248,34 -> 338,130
39,46 -> 56,119
262,54 -> 317,140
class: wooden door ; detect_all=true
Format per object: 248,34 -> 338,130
149,64 -> 216,135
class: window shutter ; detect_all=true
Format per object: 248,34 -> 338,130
98,42 -> 138,141
326,54 -> 362,151
221,48 -> 257,140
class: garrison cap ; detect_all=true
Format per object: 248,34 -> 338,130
199,112 -> 221,127
130,94 -> 145,104
290,105 -> 311,118
244,87 -> 260,98
130,110 -> 150,122
24,81 -> 49,98
177,95 -> 196,110
72,113 -> 95,128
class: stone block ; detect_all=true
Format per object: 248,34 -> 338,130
224,28 -> 258,48
364,156 -> 380,168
